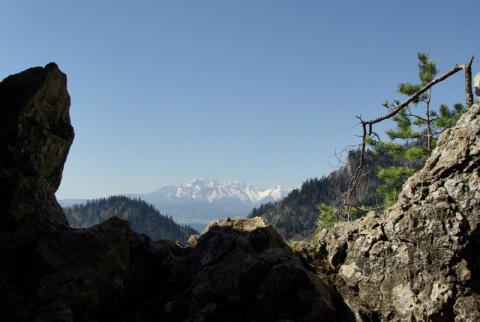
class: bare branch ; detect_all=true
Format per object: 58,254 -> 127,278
462,56 -> 475,106
366,63 -> 465,126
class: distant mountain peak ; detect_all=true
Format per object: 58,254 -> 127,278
145,179 -> 288,205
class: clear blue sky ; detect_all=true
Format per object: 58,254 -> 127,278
1,1 -> 479,199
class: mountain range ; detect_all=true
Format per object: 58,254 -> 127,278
131,179 -> 289,232
137,178 -> 288,205
59,179 -> 289,233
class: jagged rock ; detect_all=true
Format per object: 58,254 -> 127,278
36,217 -> 130,318
0,63 -> 74,254
0,64 -> 135,321
318,99 -> 480,321
126,217 -> 350,321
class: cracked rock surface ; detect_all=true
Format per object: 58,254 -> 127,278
318,100 -> 480,321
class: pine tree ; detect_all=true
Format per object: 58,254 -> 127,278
368,52 -> 467,209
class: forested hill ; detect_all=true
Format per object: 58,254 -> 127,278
249,150 -> 419,241
64,196 -> 198,244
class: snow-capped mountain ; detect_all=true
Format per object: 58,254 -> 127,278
140,179 -> 288,206
60,179 -> 290,233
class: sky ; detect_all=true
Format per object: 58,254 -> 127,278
1,1 -> 479,199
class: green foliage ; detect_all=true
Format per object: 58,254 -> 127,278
376,166 -> 415,184
375,166 -> 415,209
64,195 -> 198,244
404,146 -> 425,162
386,108 -> 423,141
433,103 -> 467,132
417,52 -> 437,84
313,203 -> 370,242
367,136 -> 407,158
316,203 -> 336,230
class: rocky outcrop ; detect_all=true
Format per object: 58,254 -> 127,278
318,99 -> 480,321
0,64 -> 130,321
0,65 -> 348,321
0,63 -> 74,251
3,63 -> 480,322
126,217 -> 350,321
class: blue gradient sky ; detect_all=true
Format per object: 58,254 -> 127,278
1,1 -> 479,199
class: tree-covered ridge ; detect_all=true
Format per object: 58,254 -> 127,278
249,149 -> 418,240
64,195 -> 198,244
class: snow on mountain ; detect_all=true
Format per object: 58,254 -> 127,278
142,178 -> 288,206
59,179 -> 290,233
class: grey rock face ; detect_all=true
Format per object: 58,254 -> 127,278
474,72 -> 480,96
318,100 -> 480,321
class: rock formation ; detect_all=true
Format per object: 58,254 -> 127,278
126,217 -> 350,321
2,63 -> 480,321
0,64 -> 348,321
0,63 -> 74,249
318,99 -> 480,321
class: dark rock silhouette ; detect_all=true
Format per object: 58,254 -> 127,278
127,217 -> 349,321
0,63 -> 74,243
0,64 -> 348,321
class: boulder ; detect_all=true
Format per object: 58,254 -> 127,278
318,99 -> 480,321
125,217 -> 347,321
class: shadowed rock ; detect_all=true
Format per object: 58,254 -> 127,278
0,64 -> 348,321
0,63 -> 74,254
126,217 -> 348,321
